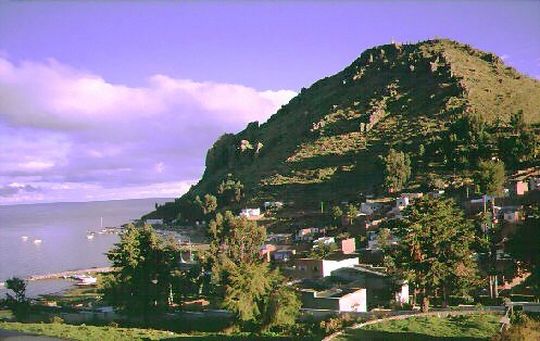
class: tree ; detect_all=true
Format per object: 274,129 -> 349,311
309,241 -> 338,259
217,174 -> 244,205
376,228 -> 393,251
474,160 -> 505,198
344,204 -> 359,225
208,212 -> 300,330
506,205 -> 540,300
195,194 -> 218,216
384,149 -> 411,192
4,277 -> 29,319
331,206 -> 343,226
385,197 -> 480,312
101,224 -> 180,321
509,110 -> 526,134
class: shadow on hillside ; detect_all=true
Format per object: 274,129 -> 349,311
338,329 -> 487,341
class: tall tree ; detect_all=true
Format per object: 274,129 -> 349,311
474,160 -> 505,198
385,197 -> 480,311
384,149 -> 412,192
344,203 -> 359,225
331,206 -> 343,226
208,212 -> 300,331
101,224 -> 180,321
4,277 -> 29,319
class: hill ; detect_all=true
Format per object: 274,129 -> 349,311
148,39 -> 540,222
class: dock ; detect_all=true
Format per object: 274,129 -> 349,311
26,267 -> 114,281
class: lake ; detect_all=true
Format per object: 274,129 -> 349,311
0,198 -> 171,297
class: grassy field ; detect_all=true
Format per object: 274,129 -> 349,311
335,314 -> 501,340
0,321 -> 298,340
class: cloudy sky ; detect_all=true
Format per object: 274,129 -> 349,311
0,1 -> 539,205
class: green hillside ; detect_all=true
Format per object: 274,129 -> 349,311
149,39 -> 540,221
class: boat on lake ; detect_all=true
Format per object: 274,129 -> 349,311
33,239 -> 42,244
71,274 -> 97,286
21,236 -> 29,241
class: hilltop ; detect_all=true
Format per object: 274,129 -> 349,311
148,39 -> 540,221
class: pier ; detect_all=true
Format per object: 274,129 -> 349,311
26,267 -> 114,281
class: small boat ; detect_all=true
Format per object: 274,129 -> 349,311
71,275 -> 97,286
21,236 -> 29,241
86,233 -> 95,240
33,239 -> 42,244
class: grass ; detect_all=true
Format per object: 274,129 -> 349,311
0,322 -> 181,340
39,285 -> 102,308
0,321 -> 299,340
335,314 -> 501,340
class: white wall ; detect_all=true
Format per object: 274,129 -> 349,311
339,289 -> 367,312
322,257 -> 359,277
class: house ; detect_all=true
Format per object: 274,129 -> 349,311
295,227 -> 323,241
266,233 -> 292,244
503,210 -> 520,224
313,236 -> 335,246
263,201 -> 284,210
360,201 -> 383,215
340,238 -> 356,254
240,208 -> 262,219
395,196 -> 410,209
260,244 -> 277,262
292,255 -> 359,279
401,192 -> 424,200
272,249 -> 296,262
145,219 -> 163,225
529,177 -> 540,191
300,287 -> 367,312
428,190 -> 445,198
512,181 -> 529,196
331,265 -> 409,307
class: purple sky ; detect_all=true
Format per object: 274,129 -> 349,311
0,1 -> 539,204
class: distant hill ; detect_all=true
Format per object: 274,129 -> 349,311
148,39 -> 540,221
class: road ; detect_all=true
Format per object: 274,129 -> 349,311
0,329 -> 64,341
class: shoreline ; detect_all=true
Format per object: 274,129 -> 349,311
25,266 -> 114,282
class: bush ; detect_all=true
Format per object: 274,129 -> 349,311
49,316 -> 64,324
493,314 -> 540,341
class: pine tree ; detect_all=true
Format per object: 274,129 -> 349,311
385,197 -> 480,311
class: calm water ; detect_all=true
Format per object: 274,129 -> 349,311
0,198 -> 171,297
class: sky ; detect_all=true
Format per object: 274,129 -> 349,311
0,1 -> 539,205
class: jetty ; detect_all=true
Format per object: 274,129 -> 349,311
26,267 -> 114,281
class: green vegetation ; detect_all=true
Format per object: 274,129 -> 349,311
207,212 -> 301,332
100,224 -> 181,320
493,313 -> 540,341
1,277 -> 29,319
336,314 -> 500,340
383,149 -> 411,192
0,322 -> 183,341
146,39 -> 540,222
506,204 -> 540,300
384,197 -> 480,311
474,160 -> 506,198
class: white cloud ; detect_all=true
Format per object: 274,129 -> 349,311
0,57 -> 297,204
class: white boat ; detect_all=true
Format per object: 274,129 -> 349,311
86,233 -> 95,240
33,239 -> 42,244
21,236 -> 29,241
71,275 -> 97,286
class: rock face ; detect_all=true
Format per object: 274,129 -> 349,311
150,39 -> 540,220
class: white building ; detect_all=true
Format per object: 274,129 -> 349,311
240,208 -> 261,218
